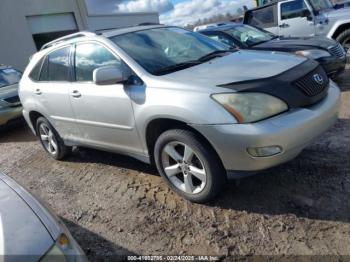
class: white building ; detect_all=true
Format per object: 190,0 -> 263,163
0,0 -> 159,70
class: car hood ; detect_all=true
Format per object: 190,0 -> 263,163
323,6 -> 350,19
0,179 -> 53,259
158,50 -> 307,88
253,36 -> 337,51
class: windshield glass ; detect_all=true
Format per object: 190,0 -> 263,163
309,0 -> 333,11
0,68 -> 22,88
110,27 -> 229,75
224,25 -> 275,46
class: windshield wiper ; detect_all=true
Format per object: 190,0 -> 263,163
154,61 -> 201,75
197,50 -> 232,62
249,38 -> 276,47
153,50 -> 233,75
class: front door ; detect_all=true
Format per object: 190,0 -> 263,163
278,0 -> 315,37
69,42 -> 142,155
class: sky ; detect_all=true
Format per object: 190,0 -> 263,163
85,0 -> 252,26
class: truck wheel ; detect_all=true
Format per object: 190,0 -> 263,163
36,117 -> 70,160
336,28 -> 350,50
154,129 -> 227,203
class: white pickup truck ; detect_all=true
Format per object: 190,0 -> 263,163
244,0 -> 350,50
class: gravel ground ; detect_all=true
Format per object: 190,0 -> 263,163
0,69 -> 349,261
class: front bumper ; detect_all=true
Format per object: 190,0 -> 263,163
318,56 -> 347,78
192,82 -> 341,178
0,106 -> 23,125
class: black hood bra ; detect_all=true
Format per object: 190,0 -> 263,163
252,36 -> 336,51
218,59 -> 329,108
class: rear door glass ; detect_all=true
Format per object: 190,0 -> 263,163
40,46 -> 71,82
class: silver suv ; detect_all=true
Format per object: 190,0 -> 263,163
19,25 -> 341,202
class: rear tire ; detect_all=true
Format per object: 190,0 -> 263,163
336,28 -> 350,50
36,117 -> 70,160
154,129 -> 226,203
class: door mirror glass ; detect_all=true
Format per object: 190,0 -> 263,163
93,66 -> 126,85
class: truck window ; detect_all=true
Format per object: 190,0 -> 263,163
245,5 -> 278,28
281,0 -> 309,20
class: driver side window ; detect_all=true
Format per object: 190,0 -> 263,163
281,0 -> 310,20
74,42 -> 122,82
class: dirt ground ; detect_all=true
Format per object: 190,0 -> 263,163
0,69 -> 350,261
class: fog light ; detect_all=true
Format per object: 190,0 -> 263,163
247,146 -> 282,157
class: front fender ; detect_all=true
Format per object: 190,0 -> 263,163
327,20 -> 350,38
129,85 -> 237,154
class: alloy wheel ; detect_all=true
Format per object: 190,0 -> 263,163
39,123 -> 58,155
161,141 -> 207,195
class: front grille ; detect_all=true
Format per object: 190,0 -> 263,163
328,43 -> 345,58
293,66 -> 329,97
4,95 -> 20,104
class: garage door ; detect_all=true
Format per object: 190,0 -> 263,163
27,13 -> 79,50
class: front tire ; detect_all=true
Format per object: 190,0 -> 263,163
336,28 -> 350,50
36,117 -> 70,160
154,129 -> 226,203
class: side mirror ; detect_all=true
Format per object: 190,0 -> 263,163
93,66 -> 126,85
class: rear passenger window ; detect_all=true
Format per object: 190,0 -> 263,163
281,0 -> 309,20
40,46 -> 71,82
29,58 -> 44,81
246,6 -> 277,28
74,43 -> 121,82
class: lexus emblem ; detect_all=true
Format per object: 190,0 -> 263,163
313,74 -> 324,85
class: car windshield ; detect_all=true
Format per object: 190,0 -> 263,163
224,25 -> 276,47
0,68 -> 22,88
110,27 -> 230,75
309,0 -> 333,11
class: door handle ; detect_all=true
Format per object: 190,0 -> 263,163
34,89 -> 42,95
279,23 -> 290,28
71,90 -> 81,98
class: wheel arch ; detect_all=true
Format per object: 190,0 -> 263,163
28,111 -> 46,135
330,22 -> 350,39
144,117 -> 224,169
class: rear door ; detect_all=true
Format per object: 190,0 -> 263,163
69,41 -> 142,154
278,0 -> 315,37
32,45 -> 79,140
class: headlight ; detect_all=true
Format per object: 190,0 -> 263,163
295,49 -> 331,59
212,93 -> 288,123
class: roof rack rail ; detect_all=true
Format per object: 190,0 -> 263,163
40,31 -> 96,50
137,22 -> 162,26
